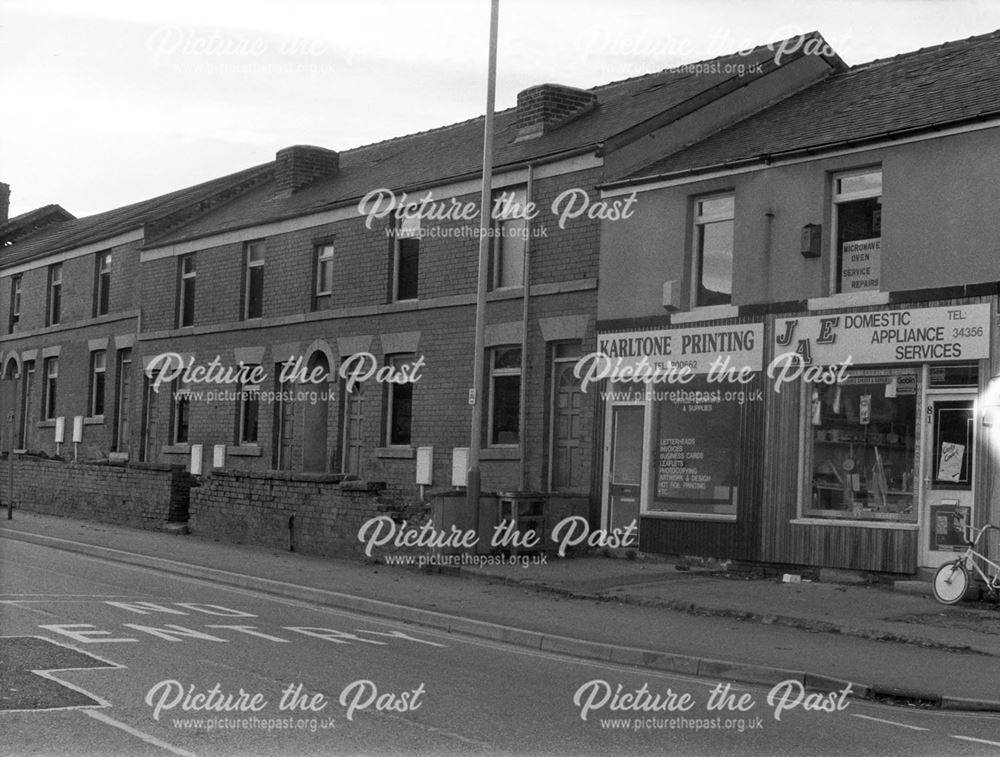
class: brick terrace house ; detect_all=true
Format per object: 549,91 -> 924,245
1,36 -> 843,523
594,31 -> 1000,575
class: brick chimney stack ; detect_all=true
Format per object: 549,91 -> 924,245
0,183 -> 10,225
515,84 -> 598,140
274,146 -> 339,197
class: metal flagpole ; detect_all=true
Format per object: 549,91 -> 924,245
468,0 -> 500,544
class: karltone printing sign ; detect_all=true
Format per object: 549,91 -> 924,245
597,324 -> 764,374
774,303 -> 990,365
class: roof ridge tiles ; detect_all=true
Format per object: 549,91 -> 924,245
846,26 -> 1000,73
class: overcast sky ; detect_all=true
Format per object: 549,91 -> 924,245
3,0 -> 1000,218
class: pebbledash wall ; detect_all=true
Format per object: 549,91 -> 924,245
0,456 -> 190,528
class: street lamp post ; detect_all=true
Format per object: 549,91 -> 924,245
467,0 -> 500,546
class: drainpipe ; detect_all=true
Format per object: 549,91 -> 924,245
518,163 -> 534,491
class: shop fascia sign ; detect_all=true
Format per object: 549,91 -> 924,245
595,323 -> 764,375
774,303 -> 990,367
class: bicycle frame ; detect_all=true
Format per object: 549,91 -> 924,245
951,518 -> 1000,592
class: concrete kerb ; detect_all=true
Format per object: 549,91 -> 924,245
3,527 -> 999,714
461,566 -> 988,657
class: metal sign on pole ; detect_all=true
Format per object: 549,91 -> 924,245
467,0 -> 500,545
6,411 -> 13,520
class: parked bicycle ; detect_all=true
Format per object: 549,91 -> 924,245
932,511 -> 1000,605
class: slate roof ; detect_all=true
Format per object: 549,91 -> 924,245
618,29 -> 1000,183
0,164 -> 273,268
3,34 -> 844,260
141,37 -> 840,248
0,205 -> 75,246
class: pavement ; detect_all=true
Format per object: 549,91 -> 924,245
2,510 -> 1000,713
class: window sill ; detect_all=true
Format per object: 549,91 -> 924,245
670,304 -> 739,324
481,447 -> 520,460
641,512 -> 736,522
807,291 -> 889,311
227,445 -> 262,457
791,517 -> 918,530
38,420 -> 57,428
375,446 -> 416,459
84,416 -> 105,425
162,444 -> 191,455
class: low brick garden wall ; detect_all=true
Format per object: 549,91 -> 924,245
0,454 -> 192,528
188,470 -> 423,557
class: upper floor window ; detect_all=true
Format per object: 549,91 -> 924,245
47,263 -> 62,326
95,251 -> 112,316
393,216 -> 420,301
833,168 -> 882,294
692,194 -> 734,307
244,241 -> 265,319
89,350 -> 107,417
8,275 -> 21,333
314,243 -> 334,307
489,346 -> 521,446
178,254 -> 196,327
491,188 -> 527,290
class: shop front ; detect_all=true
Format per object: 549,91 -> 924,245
594,320 -> 766,559
771,301 -> 992,572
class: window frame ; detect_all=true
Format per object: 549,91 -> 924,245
314,243 -> 335,305
42,357 -> 58,420
236,368 -> 261,446
488,346 -> 522,447
94,250 -> 112,317
392,216 -> 420,302
384,354 -> 415,447
831,167 -> 882,295
88,350 -> 107,418
8,274 -> 21,333
491,187 -> 527,291
47,263 -> 62,326
178,254 -> 197,327
243,240 -> 266,319
691,193 -> 735,308
170,378 -> 191,445
798,365 -> 920,525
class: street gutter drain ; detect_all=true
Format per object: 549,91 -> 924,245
867,688 -> 941,709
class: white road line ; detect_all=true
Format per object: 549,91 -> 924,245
851,713 -> 929,731
83,709 -> 197,757
952,734 -> 1000,748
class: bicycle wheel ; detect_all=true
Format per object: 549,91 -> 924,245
933,562 -> 969,605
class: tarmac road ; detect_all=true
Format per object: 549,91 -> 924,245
2,538 -> 1000,756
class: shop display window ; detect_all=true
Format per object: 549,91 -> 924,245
804,367 -> 918,522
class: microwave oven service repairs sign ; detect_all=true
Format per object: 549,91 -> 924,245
774,303 -> 991,365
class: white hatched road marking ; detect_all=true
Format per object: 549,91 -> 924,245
83,709 -> 197,757
951,734 -> 1000,748
851,713 -> 928,731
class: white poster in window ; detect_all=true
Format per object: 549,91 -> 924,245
840,237 -> 881,293
937,442 -> 965,482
